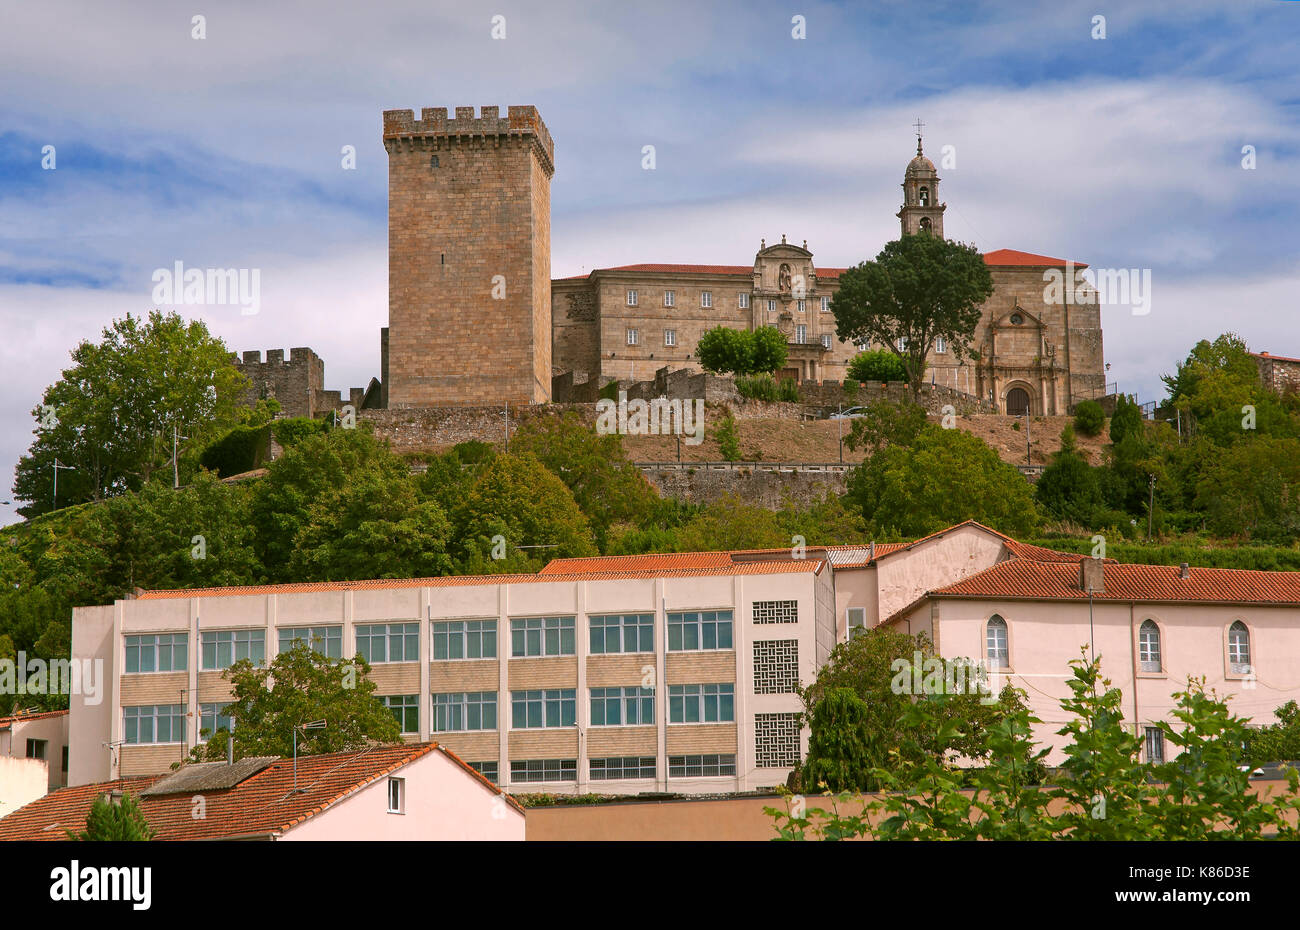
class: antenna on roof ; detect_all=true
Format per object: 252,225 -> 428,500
293,720 -> 327,793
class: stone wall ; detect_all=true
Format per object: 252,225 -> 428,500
233,348 -> 376,419
1254,352 -> 1300,396
362,404 -> 597,453
639,463 -> 848,508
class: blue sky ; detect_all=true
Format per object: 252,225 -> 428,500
1,0 -> 1297,524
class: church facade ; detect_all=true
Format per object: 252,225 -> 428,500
377,105 -> 1105,417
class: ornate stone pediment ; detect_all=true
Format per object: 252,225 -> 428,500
754,237 -> 816,297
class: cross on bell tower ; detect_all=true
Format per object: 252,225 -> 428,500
897,120 -> 945,237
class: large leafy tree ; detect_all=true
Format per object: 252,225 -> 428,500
847,423 -> 1041,537
191,640 -> 402,761
1194,437 -> 1300,541
13,311 -> 248,516
831,234 -> 993,398
696,325 -> 788,376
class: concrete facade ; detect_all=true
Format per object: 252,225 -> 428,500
0,709 -> 68,793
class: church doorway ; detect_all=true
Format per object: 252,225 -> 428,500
1006,386 -> 1031,416
778,367 -> 800,383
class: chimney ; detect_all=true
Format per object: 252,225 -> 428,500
869,541 -> 876,561
227,735 -> 234,766
1179,562 -> 1190,579
1079,557 -> 1105,594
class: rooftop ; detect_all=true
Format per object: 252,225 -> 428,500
0,742 -> 520,841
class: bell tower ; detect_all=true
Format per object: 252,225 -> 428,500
897,120 -> 945,237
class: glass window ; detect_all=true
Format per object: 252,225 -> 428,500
278,626 -> 342,660
469,761 -> 499,783
701,291 -> 712,308
986,616 -> 1008,670
387,777 -> 404,813
667,610 -> 733,651
589,687 -> 655,726
797,299 -> 806,313
1228,621 -> 1251,674
739,293 -> 750,309
663,290 -> 674,307
433,692 -> 497,732
936,336 -> 947,354
1145,726 -> 1165,763
200,629 -> 265,670
795,325 -> 807,344
626,329 -> 638,346
382,695 -> 420,734
664,330 -> 676,347
199,702 -> 235,738
125,633 -> 188,674
356,622 -> 419,664
626,289 -> 637,306
668,683 -> 734,723
431,620 -> 496,660
1138,620 -> 1161,673
510,616 -> 576,657
510,759 -> 576,783
820,296 -> 830,312
590,757 -> 655,780
511,689 -> 576,729
669,754 -> 736,777
123,705 -> 185,745
589,613 -> 654,654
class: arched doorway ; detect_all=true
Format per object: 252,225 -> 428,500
1005,387 -> 1031,416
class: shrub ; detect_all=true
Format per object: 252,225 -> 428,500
778,378 -> 799,403
1073,399 -> 1105,437
199,425 -> 270,477
847,349 -> 907,384
598,380 -> 621,402
1110,394 -> 1143,444
272,417 -> 330,448
736,374 -> 779,402
715,410 -> 741,461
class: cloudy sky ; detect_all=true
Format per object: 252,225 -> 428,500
1,1 -> 1297,524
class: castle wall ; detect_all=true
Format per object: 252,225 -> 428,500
232,347 -> 323,419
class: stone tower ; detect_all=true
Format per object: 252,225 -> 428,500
383,106 -> 555,407
897,131 -> 945,237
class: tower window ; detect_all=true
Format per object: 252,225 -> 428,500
919,217 -> 932,232
919,186 -> 929,206
430,154 -> 440,168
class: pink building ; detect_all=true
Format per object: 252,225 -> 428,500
0,709 -> 69,815
0,742 -> 524,841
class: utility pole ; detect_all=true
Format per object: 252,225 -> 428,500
1147,474 -> 1156,542
1025,411 -> 1031,465
51,459 -> 74,510
172,424 -> 189,489
837,404 -> 843,463
504,401 -> 510,453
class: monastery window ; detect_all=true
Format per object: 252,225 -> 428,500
738,293 -> 750,309
701,291 -> 713,308
626,289 -> 637,306
429,154 -> 439,169
626,328 -> 639,346
986,616 -> 1009,670
1138,620 -> 1162,673
821,296 -> 830,312
1228,621 -> 1251,675
795,325 -> 807,344
1010,313 -> 1024,325
664,329 -> 676,347
797,299 -> 806,313
663,289 -> 674,307
821,334 -> 832,350
936,337 -> 947,354
897,336 -> 908,352
767,299 -> 777,313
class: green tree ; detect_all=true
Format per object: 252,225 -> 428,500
800,688 -> 881,793
451,453 -> 597,572
191,640 -> 401,761
1073,399 -> 1105,437
831,235 -> 992,398
14,311 -> 247,516
1035,450 -> 1103,526
846,349 -> 907,384
843,399 -> 928,456
1194,437 -> 1300,542
1109,394 -> 1143,445
846,424 -> 1041,537
714,409 -> 741,461
1243,701 -> 1300,766
696,326 -> 787,376
67,793 -> 155,841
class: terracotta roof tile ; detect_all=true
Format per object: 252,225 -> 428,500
0,742 -> 519,841
0,709 -> 68,728
931,559 -> 1300,605
983,248 -> 1086,268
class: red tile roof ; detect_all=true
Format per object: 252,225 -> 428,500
1252,351 -> 1300,365
539,551 -> 736,574
134,559 -> 825,600
0,743 -> 521,841
931,559 -> 1300,605
554,251 -> 1085,283
982,248 -> 1086,268
0,709 -> 68,729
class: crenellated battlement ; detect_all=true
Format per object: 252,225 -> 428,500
382,104 -> 554,174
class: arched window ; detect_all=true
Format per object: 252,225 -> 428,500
1138,620 -> 1161,673
919,186 -> 930,206
919,217 -> 932,232
986,616 -> 1008,670
1228,621 -> 1251,674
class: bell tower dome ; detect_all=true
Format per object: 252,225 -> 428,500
897,121 -> 946,238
